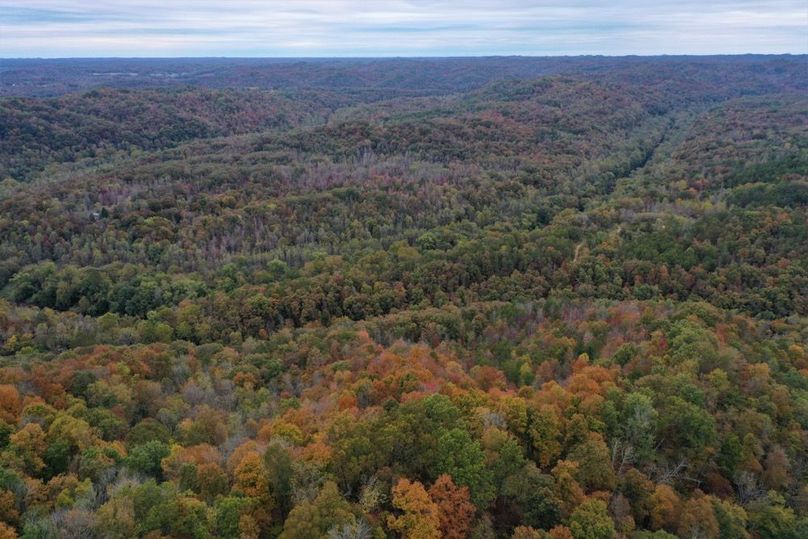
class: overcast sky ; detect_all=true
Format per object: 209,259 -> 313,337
1,0 -> 806,57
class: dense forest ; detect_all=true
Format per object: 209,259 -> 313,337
0,56 -> 806,539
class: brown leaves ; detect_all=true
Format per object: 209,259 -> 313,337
429,475 -> 475,539
0,385 -> 21,424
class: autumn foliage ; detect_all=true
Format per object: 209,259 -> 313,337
0,56 -> 807,538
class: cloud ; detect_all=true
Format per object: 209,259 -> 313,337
0,0 -> 805,56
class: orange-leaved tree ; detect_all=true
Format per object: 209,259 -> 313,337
388,478 -> 441,539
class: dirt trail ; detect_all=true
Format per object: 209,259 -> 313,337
573,241 -> 584,263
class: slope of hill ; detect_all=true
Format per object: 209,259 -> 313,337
0,87 -> 354,180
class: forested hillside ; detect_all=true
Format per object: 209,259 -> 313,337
0,56 -> 806,539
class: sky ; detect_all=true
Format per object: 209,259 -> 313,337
0,0 -> 806,58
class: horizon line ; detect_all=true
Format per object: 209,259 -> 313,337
3,52 -> 806,61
